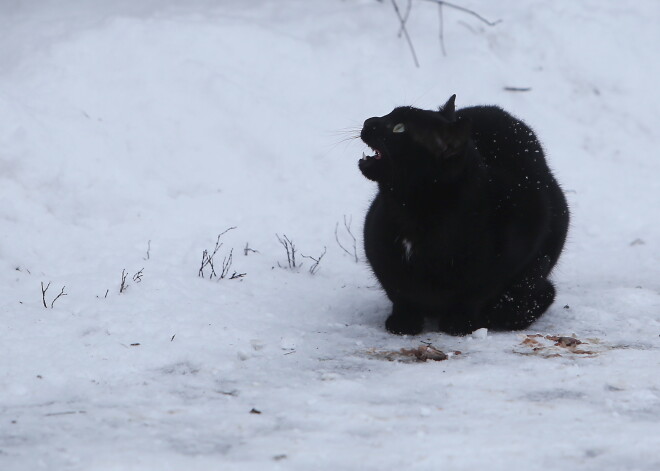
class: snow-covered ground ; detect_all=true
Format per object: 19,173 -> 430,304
1,1 -> 659,469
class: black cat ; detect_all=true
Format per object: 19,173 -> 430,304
358,95 -> 569,335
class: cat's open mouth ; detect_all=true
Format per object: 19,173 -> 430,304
361,149 -> 382,161
358,146 -> 384,182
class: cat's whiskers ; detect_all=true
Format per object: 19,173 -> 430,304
329,125 -> 362,139
335,135 -> 360,144
324,134 -> 362,153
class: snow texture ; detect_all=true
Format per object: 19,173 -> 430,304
1,1 -> 659,470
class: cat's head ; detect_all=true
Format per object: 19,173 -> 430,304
358,95 -> 471,185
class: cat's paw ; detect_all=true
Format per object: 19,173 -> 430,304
437,317 -> 477,336
386,314 -> 423,335
441,324 -> 475,336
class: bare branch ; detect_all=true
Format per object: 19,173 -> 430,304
397,0 -> 413,38
40,281 -> 50,309
217,226 -> 238,239
503,86 -> 532,92
120,269 -> 129,293
335,215 -> 359,263
422,0 -> 502,26
390,0 -> 420,68
199,248 -> 217,278
199,251 -> 207,278
219,249 -> 233,279
42,282 -> 67,308
388,0 -> 501,61
437,2 -> 447,56
133,268 -> 144,283
302,247 -> 327,275
244,242 -> 259,256
276,234 -> 300,270
199,227 -> 237,278
144,240 -> 151,261
50,286 -> 67,308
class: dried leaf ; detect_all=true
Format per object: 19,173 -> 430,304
400,345 -> 448,362
522,337 -> 542,347
547,336 -> 582,348
367,344 -> 451,362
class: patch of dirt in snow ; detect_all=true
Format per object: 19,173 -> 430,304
364,344 -> 462,363
514,334 -> 600,358
515,334 -> 660,359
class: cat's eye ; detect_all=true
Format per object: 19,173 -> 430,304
392,123 -> 405,133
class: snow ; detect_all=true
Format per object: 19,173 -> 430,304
470,328 -> 488,340
1,0 -> 659,469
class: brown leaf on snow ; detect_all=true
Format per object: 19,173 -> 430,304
546,335 -> 582,347
400,345 -> 448,362
522,337 -> 542,347
571,348 -> 598,355
366,344 -> 456,363
515,334 -> 598,358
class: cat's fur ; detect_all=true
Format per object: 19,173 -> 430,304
358,95 -> 569,335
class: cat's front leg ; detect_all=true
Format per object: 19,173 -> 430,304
437,303 -> 482,336
385,300 -> 424,335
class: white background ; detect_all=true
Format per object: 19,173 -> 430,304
1,1 -> 659,469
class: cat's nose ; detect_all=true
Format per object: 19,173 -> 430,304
361,117 -> 382,141
363,117 -> 380,131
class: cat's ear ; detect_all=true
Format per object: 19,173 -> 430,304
439,94 -> 456,121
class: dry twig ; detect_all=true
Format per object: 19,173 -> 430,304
40,281 -> 50,308
276,234 -> 300,270
422,0 -> 501,27
390,0 -> 420,67
302,247 -> 327,275
50,286 -> 67,308
120,269 -> 129,293
335,215 -> 359,263
199,227 -> 237,279
397,0 -> 413,37
244,242 -> 259,256
388,0 -> 501,63
504,86 -> 532,92
41,281 -> 67,308
133,268 -> 144,283
219,249 -> 235,279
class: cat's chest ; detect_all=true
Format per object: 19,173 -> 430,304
396,234 -> 437,263
401,237 -> 414,261
395,221 -> 469,265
